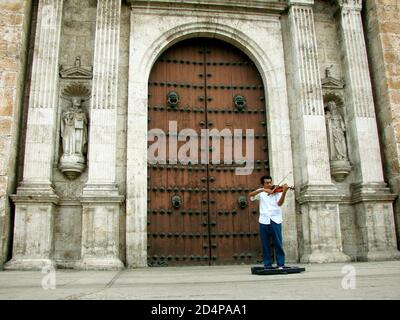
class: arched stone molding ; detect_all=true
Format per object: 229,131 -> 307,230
126,14 -> 295,267
139,23 -> 279,89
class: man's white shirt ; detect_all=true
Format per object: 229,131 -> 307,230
250,191 -> 283,225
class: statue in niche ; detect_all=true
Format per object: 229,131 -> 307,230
59,84 -> 90,180
61,96 -> 87,157
328,101 -> 347,160
325,100 -> 351,181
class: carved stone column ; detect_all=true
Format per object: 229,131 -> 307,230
5,0 -> 64,270
79,0 -> 124,270
336,0 -> 399,261
287,0 -> 350,263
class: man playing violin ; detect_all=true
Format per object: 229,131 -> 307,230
249,175 -> 289,269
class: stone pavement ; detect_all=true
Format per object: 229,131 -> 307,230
0,261 -> 399,300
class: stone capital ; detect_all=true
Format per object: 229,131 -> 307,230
288,0 -> 314,7
350,182 -> 398,204
335,0 -> 362,11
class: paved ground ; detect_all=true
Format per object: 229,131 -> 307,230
0,261 -> 399,300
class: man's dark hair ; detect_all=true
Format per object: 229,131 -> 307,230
260,175 -> 272,185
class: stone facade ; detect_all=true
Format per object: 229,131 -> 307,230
0,0 -> 399,270
0,0 -> 33,269
364,0 -> 400,250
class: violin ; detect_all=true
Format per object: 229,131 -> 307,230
267,184 -> 295,194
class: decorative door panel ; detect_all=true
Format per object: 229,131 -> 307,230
147,38 -> 268,266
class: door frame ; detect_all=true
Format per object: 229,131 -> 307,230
126,12 -> 296,267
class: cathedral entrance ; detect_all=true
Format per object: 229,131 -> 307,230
147,38 -> 269,266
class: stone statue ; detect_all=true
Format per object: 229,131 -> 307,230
61,96 -> 87,157
325,100 -> 351,182
59,84 -> 89,179
328,101 -> 347,160
325,65 -> 333,78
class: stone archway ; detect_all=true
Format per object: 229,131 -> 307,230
126,16 -> 295,268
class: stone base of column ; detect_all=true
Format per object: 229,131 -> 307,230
365,250 -> 400,262
6,184 -> 59,271
76,257 -> 124,270
78,184 -> 125,270
351,182 -> 400,261
300,251 -> 351,264
126,238 -> 148,268
351,183 -> 400,261
4,258 -> 56,271
298,184 -> 351,263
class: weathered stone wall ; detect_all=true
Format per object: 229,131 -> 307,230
364,0 -> 400,249
0,0 -> 32,269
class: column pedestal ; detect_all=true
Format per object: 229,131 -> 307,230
298,185 -> 351,263
77,185 -> 124,270
351,183 -> 400,261
5,184 -> 59,270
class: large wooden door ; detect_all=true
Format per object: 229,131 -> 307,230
147,38 -> 268,266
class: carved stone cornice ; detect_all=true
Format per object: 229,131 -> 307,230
350,182 -> 398,204
81,184 -> 125,204
60,56 -> 93,80
321,77 -> 345,90
11,183 -> 59,205
321,67 -> 345,90
297,184 -> 344,204
125,0 -> 288,13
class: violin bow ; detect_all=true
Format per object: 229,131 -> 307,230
271,171 -> 292,193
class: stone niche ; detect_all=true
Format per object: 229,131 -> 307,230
58,83 -> 90,180
324,95 -> 352,182
321,66 -> 351,182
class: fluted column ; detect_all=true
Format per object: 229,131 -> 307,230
287,0 -> 350,263
337,0 -> 399,261
79,0 -> 124,270
288,1 -> 331,185
5,0 -> 63,270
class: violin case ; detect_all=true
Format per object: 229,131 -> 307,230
251,265 -> 306,275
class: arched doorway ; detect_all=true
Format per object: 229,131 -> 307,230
147,38 -> 269,266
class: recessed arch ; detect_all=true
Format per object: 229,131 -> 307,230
140,22 -> 279,92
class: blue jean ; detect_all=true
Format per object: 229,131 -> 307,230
259,221 -> 285,267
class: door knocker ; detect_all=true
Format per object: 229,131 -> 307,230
172,195 -> 182,209
234,95 -> 247,111
167,91 -> 180,108
238,195 -> 248,209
